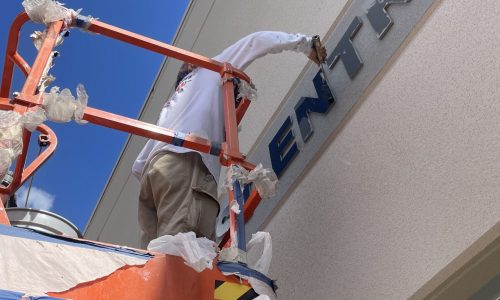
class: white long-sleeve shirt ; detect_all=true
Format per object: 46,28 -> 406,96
132,31 -> 313,182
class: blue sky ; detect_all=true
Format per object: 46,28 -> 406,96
0,1 -> 189,231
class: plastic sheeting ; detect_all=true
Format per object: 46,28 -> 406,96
43,84 -> 88,124
218,246 -> 247,265
0,109 -> 46,182
30,30 -> 65,51
248,278 -> 276,300
247,232 -> 276,299
230,201 -> 241,214
0,84 -> 87,182
22,0 -> 80,26
247,164 -> 278,199
247,232 -> 272,275
22,107 -> 48,132
147,232 -> 218,272
220,232 -> 276,299
0,234 -> 148,296
30,28 -> 65,93
237,80 -> 258,102
253,295 -> 271,300
224,164 -> 278,199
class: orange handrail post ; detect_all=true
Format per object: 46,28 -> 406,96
1,12 -> 31,98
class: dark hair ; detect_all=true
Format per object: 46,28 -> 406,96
176,63 -> 195,87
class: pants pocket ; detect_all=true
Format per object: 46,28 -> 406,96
189,173 -> 219,240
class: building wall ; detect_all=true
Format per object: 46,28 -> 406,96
263,0 -> 500,298
85,0 -> 500,299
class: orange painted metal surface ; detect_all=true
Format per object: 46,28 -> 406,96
221,63 -> 242,160
82,106 -> 214,155
220,189 -> 262,248
0,197 -> 10,225
15,124 -> 57,192
236,98 -> 251,125
10,52 -> 31,76
48,254 -> 249,300
87,20 -> 251,83
1,12 -> 30,98
20,21 -> 63,99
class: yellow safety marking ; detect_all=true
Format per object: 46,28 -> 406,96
214,281 -> 252,300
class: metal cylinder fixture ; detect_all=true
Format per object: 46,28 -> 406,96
6,207 -> 82,238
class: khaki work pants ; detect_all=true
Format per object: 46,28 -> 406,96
139,151 -> 219,249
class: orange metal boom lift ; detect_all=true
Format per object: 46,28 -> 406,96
0,11 -> 273,299
0,11 -> 262,246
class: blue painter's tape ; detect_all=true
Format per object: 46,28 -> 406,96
0,289 -> 22,300
217,261 -> 277,292
0,289 -> 64,299
171,131 -> 186,147
74,15 -> 91,29
209,141 -> 221,156
233,181 -> 246,252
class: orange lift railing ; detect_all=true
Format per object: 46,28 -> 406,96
0,11 -> 273,291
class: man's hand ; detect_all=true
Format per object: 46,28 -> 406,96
308,45 -> 327,65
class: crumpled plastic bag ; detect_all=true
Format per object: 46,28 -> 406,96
74,84 -> 88,123
43,84 -> 88,124
0,108 -> 47,182
39,51 -> 57,93
22,0 -> 80,26
247,232 -> 272,275
0,83 -> 87,182
30,30 -> 65,51
220,232 -> 276,299
247,232 -> 276,299
0,111 -> 24,157
0,109 -> 45,182
249,278 -> 276,300
224,164 -> 249,188
21,107 -> 48,132
39,74 -> 56,93
224,164 -> 278,199
237,80 -> 258,102
0,148 -> 17,184
247,164 -> 278,198
147,232 -> 217,272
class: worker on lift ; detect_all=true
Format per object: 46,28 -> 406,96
132,31 -> 327,249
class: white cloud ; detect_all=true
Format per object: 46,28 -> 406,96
16,186 -> 55,211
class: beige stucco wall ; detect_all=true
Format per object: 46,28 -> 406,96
263,0 -> 500,299
86,0 -> 500,298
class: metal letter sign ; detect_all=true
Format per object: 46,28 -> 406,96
367,0 -> 412,39
244,0 -> 437,237
269,116 -> 299,177
294,71 -> 335,142
327,16 -> 364,79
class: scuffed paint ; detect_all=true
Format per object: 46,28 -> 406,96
49,255 -> 255,300
141,270 -> 151,281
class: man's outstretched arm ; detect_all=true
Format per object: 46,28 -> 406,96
213,31 -> 326,70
